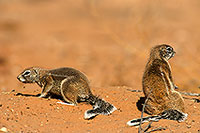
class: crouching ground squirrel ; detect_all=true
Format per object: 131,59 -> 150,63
127,44 -> 188,126
17,67 -> 116,119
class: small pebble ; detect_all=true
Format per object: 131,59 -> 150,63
0,127 -> 8,132
186,124 -> 191,128
11,90 -> 15,92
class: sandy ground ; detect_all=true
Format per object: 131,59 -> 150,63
0,86 -> 200,132
0,0 -> 200,132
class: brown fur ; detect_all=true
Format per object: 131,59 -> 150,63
17,67 -> 93,105
142,44 -> 185,115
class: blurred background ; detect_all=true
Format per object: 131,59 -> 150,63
0,0 -> 200,93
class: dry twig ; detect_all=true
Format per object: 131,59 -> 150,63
145,127 -> 166,133
180,92 -> 200,97
127,89 -> 200,97
138,88 -> 153,133
143,121 -> 153,132
127,89 -> 142,92
183,97 -> 200,103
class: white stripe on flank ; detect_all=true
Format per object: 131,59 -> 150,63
57,101 -> 75,106
160,67 -> 169,95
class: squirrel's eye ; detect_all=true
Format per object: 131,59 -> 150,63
166,47 -> 172,52
23,70 -> 31,76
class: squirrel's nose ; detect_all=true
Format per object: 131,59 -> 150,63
17,75 -> 24,82
17,75 -> 20,80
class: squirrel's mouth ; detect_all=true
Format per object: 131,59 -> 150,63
171,51 -> 176,57
167,51 -> 176,60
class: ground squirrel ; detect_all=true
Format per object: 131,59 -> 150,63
127,44 -> 187,126
17,67 -> 116,119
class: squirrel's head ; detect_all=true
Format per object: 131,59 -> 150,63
151,44 -> 175,61
17,67 -> 40,83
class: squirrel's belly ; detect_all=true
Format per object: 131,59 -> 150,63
50,87 -> 61,96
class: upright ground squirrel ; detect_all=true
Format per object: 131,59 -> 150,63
127,44 -> 187,126
17,67 -> 116,119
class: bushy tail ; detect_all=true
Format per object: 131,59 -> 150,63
84,95 -> 117,119
160,109 -> 188,122
127,115 -> 162,126
127,109 -> 188,126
